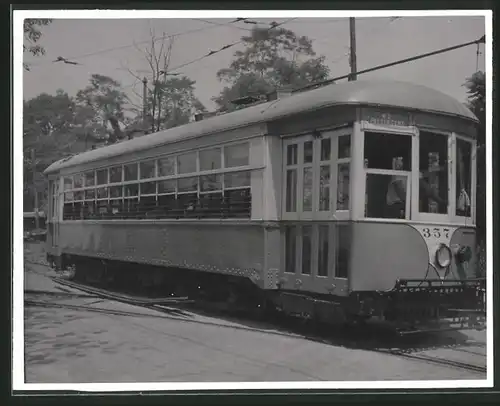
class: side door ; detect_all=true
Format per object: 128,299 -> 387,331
281,129 -> 352,296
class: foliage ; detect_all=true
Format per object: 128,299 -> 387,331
125,29 -> 205,133
75,74 -> 129,142
464,70 -> 486,246
23,19 -> 52,71
464,71 -> 485,144
23,74 -> 129,211
145,76 -> 206,131
214,23 -> 330,111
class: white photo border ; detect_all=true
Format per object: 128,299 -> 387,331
13,8 -> 494,392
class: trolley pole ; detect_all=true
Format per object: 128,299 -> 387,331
31,148 -> 40,229
349,17 -> 357,81
142,77 -> 148,130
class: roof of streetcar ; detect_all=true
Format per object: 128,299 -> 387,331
44,79 -> 477,174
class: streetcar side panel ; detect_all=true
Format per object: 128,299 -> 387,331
349,222 -> 429,292
57,221 -> 267,287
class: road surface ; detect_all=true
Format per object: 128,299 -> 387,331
23,242 -> 487,384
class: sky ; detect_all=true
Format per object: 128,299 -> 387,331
22,15 -> 486,112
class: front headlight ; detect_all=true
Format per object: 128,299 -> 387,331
435,244 -> 452,268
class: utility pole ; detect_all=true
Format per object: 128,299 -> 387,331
31,148 -> 40,229
349,17 -> 357,81
142,77 -> 148,131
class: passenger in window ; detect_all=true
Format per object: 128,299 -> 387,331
457,188 -> 471,214
385,158 -> 406,218
419,168 -> 448,210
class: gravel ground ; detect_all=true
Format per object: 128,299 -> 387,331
22,242 -> 488,384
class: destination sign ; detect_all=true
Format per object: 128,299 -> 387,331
361,108 -> 411,127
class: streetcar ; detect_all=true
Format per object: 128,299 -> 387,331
42,79 -> 485,333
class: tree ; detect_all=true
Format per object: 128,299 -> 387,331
75,74 -> 129,143
464,71 -> 486,251
125,29 -> 206,133
23,19 -> 52,71
214,23 -> 330,111
23,90 -> 77,211
145,76 -> 206,131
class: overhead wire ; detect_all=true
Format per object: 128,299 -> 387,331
25,22 -> 239,68
123,17 -> 299,89
295,34 -> 486,93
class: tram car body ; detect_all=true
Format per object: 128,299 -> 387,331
43,80 -> 485,332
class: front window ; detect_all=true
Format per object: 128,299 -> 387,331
456,138 -> 472,217
364,131 -> 412,219
419,131 -> 448,214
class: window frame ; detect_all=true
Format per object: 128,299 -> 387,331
281,223 -> 350,294
282,127 -> 352,222
60,140 -> 255,221
452,132 -> 476,225
358,123 -> 417,222
414,128 -> 453,224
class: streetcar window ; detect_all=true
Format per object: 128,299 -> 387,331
140,181 -> 156,196
320,138 -> 331,161
224,143 -> 249,168
319,165 -> 330,211
158,156 -> 175,176
337,163 -> 350,211
177,152 -> 197,174
97,187 -> 108,199
338,135 -> 351,159
84,189 -> 95,200
419,131 -> 448,214
137,196 -> 157,219
158,179 -> 176,194
364,132 -> 411,171
73,174 -> 83,188
109,200 -> 122,216
178,177 -> 198,193
335,225 -> 350,278
366,173 -> 407,219
84,171 -> 95,187
285,226 -> 297,274
83,201 -> 96,219
224,171 -> 250,188
140,160 -> 156,179
63,142 -> 253,221
109,166 -> 122,183
198,193 -> 224,218
199,148 -> 222,171
302,167 -> 313,212
178,193 -> 198,216
285,169 -> 297,212
73,202 -> 83,219
287,144 -> 298,165
124,184 -> 138,197
96,201 -> 109,218
64,176 -> 73,190
123,198 -> 138,215
109,186 -> 122,198
301,225 -> 313,275
224,189 -> 251,218
63,203 -> 74,220
157,194 -> 177,218
317,225 -> 329,277
96,169 -> 108,185
456,138 -> 472,217
303,141 -> 313,164
200,174 -> 222,192
74,191 -> 84,201
124,163 -> 138,181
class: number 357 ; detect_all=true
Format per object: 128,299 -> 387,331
422,228 -> 449,239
